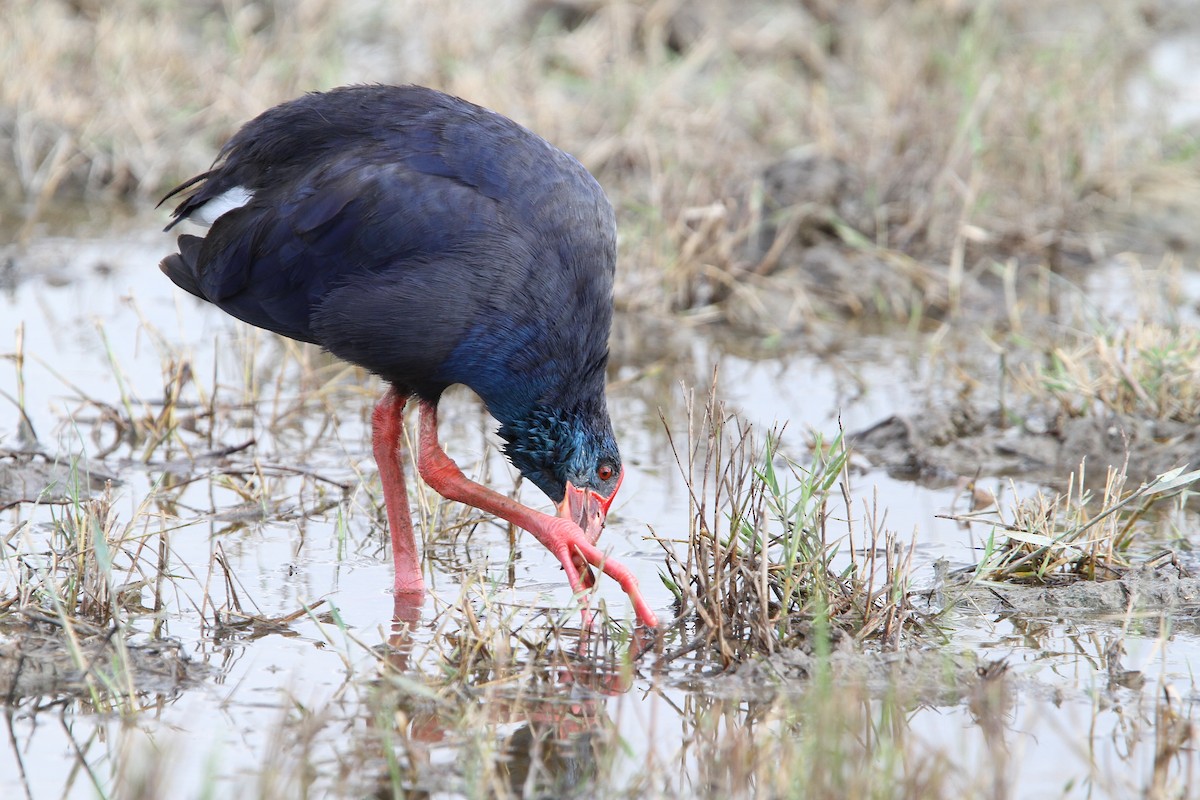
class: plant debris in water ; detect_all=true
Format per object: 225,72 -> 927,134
0,617 -> 199,706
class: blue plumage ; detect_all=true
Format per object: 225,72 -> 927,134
158,85 -> 662,626
159,84 -> 622,505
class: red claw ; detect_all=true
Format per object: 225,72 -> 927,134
416,401 -> 658,628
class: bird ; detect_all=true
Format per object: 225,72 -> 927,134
159,84 -> 658,628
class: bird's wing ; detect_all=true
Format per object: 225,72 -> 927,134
165,155 -> 545,400
161,84 -> 615,400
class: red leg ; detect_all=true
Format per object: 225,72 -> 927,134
372,388 -> 424,597
413,399 -> 659,628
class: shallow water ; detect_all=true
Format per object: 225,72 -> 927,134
2,221 -> 1198,798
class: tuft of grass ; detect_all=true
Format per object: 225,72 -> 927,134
7,475 -> 159,630
946,461 -> 1200,583
1022,323 -> 1200,423
0,470 -> 195,714
654,387 -> 926,668
341,573 -> 641,799
417,571 -> 637,694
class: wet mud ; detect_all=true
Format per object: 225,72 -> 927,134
851,406 -> 1200,487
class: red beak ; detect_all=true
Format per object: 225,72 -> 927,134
555,467 -> 624,586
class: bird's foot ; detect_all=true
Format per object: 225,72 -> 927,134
573,552 -> 596,589
546,517 -> 659,628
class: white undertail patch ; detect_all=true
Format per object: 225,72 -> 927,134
191,186 -> 254,227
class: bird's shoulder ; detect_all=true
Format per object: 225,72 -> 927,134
168,85 -> 611,240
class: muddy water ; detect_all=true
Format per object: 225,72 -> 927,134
2,223 -> 1199,797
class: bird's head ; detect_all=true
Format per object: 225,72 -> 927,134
499,404 -> 623,545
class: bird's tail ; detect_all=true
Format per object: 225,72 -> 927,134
159,234 -> 207,300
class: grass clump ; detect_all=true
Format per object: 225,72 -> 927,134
4,477 -> 160,628
0,473 -> 197,714
1025,323 -> 1200,423
351,578 -> 638,799
655,388 -> 925,668
947,461 -> 1200,583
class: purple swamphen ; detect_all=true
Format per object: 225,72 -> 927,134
159,84 -> 657,627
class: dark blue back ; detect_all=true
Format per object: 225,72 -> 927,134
163,86 -> 617,423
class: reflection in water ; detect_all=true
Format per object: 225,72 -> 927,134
0,622 -> 200,799
374,585 -> 633,798
370,579 -> 1053,799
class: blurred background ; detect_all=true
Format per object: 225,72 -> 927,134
4,0 -> 1199,329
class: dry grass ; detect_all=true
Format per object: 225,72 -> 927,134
193,569 -> 974,800
0,474 -> 195,715
1,310 -> 1187,798
416,571 -> 638,694
270,576 -> 644,799
0,321 -> 375,709
1020,322 -> 1200,423
6,3 -> 1200,796
0,0 -> 342,214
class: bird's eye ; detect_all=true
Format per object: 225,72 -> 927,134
597,464 -> 614,482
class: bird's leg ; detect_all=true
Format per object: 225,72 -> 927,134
372,388 -> 425,599
414,399 -> 659,628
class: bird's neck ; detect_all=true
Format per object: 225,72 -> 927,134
496,400 -> 603,503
